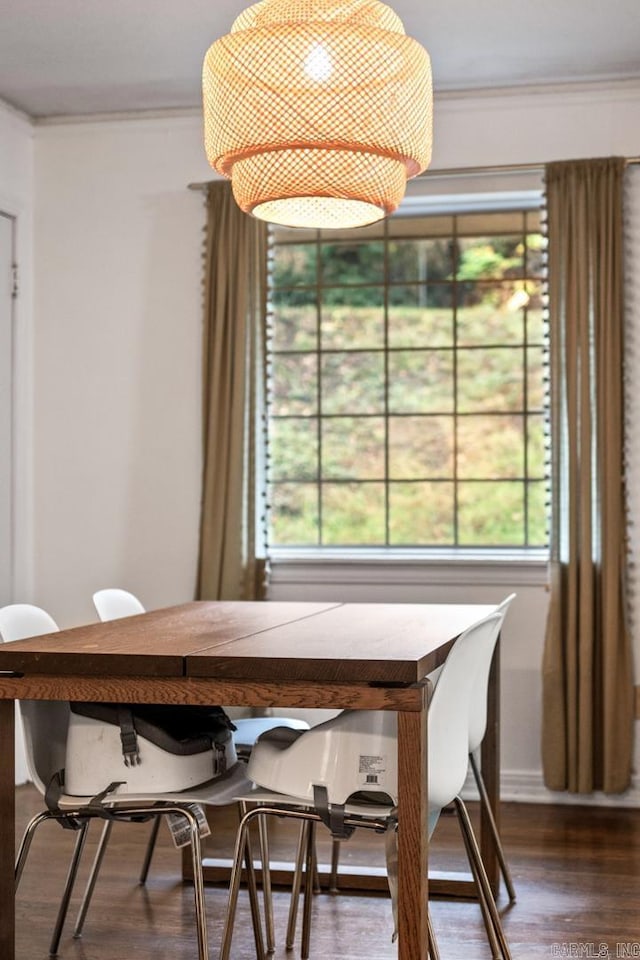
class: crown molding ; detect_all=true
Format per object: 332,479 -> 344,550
33,106 -> 202,128
0,97 -> 34,130
437,75 -> 640,105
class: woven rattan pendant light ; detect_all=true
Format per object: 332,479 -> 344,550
203,0 -> 433,229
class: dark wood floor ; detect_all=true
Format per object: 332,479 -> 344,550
13,783 -> 640,960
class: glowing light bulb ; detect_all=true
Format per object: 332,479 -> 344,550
304,42 -> 332,82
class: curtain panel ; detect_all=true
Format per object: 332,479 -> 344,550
196,182 -> 268,601
542,157 -> 634,793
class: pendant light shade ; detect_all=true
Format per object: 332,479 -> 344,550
203,0 -> 433,229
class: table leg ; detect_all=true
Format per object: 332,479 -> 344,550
397,703 -> 428,960
0,699 -> 15,960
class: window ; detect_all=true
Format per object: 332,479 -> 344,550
267,207 -> 546,551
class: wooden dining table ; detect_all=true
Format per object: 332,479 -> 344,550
0,599 -> 500,960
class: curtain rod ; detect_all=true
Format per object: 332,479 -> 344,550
415,157 -> 640,180
188,156 -> 640,191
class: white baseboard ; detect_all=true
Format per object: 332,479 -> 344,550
462,768 -> 640,807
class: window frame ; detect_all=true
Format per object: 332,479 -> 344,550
266,188 -> 549,567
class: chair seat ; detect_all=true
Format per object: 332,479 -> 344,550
57,760 -> 253,810
237,785 -> 394,820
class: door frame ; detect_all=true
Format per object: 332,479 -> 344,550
0,210 -> 16,605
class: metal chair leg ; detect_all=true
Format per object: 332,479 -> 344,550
16,810 -> 90,958
301,821 -> 316,960
15,810 -> 54,889
239,800 -> 272,956
469,751 -> 516,903
219,806 -> 266,960
219,814 -> 249,960
329,838 -> 341,893
104,804 -> 211,960
243,818 -> 267,960
427,909 -> 441,960
86,805 -> 210,960
139,814 -> 161,884
18,804 -> 211,960
456,806 -> 502,960
49,820 -> 90,957
175,806 -> 209,960
287,822 -> 326,951
73,819 -> 114,938
454,796 -> 512,960
257,812 -> 275,954
286,821 -> 308,950
221,805 -> 388,960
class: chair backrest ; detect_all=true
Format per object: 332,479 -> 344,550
0,603 -> 57,640
93,588 -> 145,621
0,604 -> 69,795
248,602 -> 511,824
427,607 -> 508,814
467,593 -> 515,754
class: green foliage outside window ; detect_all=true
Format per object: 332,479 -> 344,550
268,210 -> 547,549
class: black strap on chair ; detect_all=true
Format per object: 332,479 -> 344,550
84,781 -> 161,824
44,771 -> 85,830
85,781 -> 128,818
117,706 -> 141,766
313,785 -> 356,840
45,772 -> 157,826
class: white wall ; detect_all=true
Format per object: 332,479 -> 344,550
33,115 -> 213,626
0,98 -> 34,784
28,81 -> 640,802
0,99 -> 34,606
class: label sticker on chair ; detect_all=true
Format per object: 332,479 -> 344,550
166,804 -> 212,849
359,754 -> 386,787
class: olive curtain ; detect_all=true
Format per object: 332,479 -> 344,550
542,157 -> 634,793
196,181 -> 268,601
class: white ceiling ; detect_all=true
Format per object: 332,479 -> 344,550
1,0 -> 640,119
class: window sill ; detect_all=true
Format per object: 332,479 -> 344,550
268,547 -> 549,588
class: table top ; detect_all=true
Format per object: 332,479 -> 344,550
0,600 -> 496,685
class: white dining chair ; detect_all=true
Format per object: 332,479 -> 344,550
1,601 -> 264,960
324,593 -> 517,901
92,587 -> 146,620
467,593 -> 517,902
82,587 -> 310,953
0,603 -> 72,957
220,605 -> 514,960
